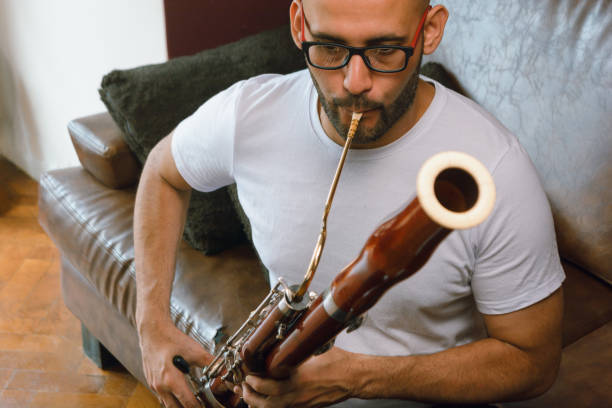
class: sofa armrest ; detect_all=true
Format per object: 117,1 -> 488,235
68,112 -> 140,189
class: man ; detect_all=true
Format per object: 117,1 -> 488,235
134,1 -> 565,407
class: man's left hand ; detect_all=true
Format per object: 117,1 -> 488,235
235,346 -> 356,408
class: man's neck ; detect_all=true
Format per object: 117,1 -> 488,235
321,79 -> 436,149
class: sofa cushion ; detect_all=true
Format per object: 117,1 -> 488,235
99,25 -> 306,254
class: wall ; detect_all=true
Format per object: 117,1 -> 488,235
0,0 -> 167,180
164,0 -> 290,58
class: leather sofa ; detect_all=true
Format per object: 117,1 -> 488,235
38,1 -> 611,406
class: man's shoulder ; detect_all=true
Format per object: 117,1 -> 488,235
245,69 -> 309,84
436,81 -> 511,137
237,69 -> 311,99
425,79 -> 525,174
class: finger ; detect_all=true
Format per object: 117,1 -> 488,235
241,382 -> 269,408
158,391 -> 181,408
168,377 -> 201,408
245,374 -> 287,397
182,337 -> 213,368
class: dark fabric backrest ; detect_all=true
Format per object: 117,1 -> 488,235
424,1 -> 612,283
164,0 -> 292,58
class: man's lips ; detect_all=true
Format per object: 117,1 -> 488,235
341,107 -> 380,114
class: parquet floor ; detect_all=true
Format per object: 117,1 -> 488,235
0,157 -> 159,408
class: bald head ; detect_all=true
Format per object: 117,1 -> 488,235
301,0 -> 430,12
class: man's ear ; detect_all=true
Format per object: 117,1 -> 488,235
422,5 -> 449,55
289,0 -> 304,50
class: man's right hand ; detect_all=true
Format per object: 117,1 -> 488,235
138,319 -> 212,408
134,134 -> 204,406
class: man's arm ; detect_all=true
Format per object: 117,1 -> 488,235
240,287 -> 563,407
134,134 -> 211,408
353,287 -> 564,403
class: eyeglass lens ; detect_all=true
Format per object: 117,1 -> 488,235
308,45 -> 407,72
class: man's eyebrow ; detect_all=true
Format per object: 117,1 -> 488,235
308,30 -> 349,44
310,30 -> 408,45
365,35 -> 409,45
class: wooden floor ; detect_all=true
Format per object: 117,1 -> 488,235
0,157 -> 159,407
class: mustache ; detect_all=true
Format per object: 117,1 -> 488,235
330,95 -> 383,111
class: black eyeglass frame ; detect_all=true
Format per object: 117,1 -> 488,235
301,42 -> 415,73
298,3 -> 431,74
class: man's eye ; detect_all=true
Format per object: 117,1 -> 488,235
322,45 -> 341,53
374,48 -> 395,56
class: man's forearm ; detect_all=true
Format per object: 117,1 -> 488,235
134,144 -> 191,331
350,337 -> 556,404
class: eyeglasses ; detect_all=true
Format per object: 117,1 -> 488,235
300,5 -> 431,73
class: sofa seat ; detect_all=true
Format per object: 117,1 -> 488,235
38,167 -> 269,382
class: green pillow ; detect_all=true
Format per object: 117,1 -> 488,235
99,25 -> 306,254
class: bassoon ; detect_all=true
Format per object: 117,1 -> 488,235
173,113 -> 497,407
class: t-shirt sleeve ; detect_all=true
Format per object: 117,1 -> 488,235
471,143 -> 565,315
171,81 -> 245,192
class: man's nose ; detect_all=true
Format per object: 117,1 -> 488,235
343,54 -> 373,96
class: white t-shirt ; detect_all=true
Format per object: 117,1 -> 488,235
172,69 -> 565,406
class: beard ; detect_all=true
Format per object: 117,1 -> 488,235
310,52 -> 423,144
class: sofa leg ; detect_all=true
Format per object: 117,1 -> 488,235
81,323 -> 120,369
